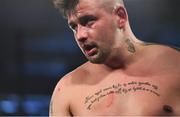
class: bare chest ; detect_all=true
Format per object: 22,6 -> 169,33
70,74 -> 180,116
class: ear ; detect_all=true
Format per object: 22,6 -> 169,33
114,6 -> 127,28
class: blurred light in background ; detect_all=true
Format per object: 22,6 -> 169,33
0,94 -> 50,116
0,95 -> 19,115
1,100 -> 18,114
22,95 -> 50,115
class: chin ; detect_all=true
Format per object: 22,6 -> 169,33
89,59 -> 103,64
88,55 -> 106,64
86,50 -> 109,64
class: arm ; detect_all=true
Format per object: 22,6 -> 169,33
49,77 -> 72,116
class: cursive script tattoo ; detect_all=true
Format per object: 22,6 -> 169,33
125,39 -> 136,53
84,81 -> 160,110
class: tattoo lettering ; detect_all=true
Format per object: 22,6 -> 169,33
84,81 -> 160,110
125,39 -> 136,53
85,95 -> 94,104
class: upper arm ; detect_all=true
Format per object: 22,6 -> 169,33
49,77 -> 72,116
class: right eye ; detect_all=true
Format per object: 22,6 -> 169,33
69,23 -> 77,32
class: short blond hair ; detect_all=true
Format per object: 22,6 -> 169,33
53,0 -> 124,18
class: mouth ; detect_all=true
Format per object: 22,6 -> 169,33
83,44 -> 97,56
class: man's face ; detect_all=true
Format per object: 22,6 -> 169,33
67,0 -> 119,64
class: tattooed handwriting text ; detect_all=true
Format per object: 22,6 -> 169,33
84,81 -> 160,110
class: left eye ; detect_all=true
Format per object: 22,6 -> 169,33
86,20 -> 95,27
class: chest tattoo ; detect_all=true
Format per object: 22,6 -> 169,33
84,81 -> 160,110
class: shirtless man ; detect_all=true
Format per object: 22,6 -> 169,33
50,0 -> 180,116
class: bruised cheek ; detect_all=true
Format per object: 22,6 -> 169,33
57,88 -> 61,92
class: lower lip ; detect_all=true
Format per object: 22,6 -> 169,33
86,48 -> 97,56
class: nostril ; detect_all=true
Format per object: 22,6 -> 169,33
77,37 -> 87,42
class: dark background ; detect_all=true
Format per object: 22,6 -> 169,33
0,0 -> 179,116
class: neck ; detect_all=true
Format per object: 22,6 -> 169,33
104,37 -> 144,69
103,21 -> 145,69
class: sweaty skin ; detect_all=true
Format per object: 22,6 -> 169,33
50,0 -> 180,116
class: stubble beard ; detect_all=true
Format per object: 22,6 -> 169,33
85,47 -> 110,64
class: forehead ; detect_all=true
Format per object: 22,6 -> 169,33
67,0 -> 104,21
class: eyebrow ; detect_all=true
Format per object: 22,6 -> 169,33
79,15 -> 97,24
68,14 -> 97,26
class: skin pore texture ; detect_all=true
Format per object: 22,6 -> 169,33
50,0 -> 180,116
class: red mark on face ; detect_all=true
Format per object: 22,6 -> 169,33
106,94 -> 114,108
57,88 -> 61,92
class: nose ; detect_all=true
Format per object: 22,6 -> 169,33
75,25 -> 88,42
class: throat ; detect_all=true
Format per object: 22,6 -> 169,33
104,56 -> 126,69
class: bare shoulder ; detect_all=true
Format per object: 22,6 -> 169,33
152,44 -> 180,59
49,73 -> 72,116
159,45 -> 180,70
49,62 -> 91,116
144,43 -> 180,58
52,61 -> 92,92
49,63 -> 93,116
144,42 -> 179,53
144,44 -> 180,71
51,61 -> 93,97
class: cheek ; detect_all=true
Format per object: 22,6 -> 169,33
89,20 -> 117,44
90,26 -> 114,41
99,22 -> 116,39
100,28 -> 116,46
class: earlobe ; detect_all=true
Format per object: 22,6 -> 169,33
115,6 -> 127,28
